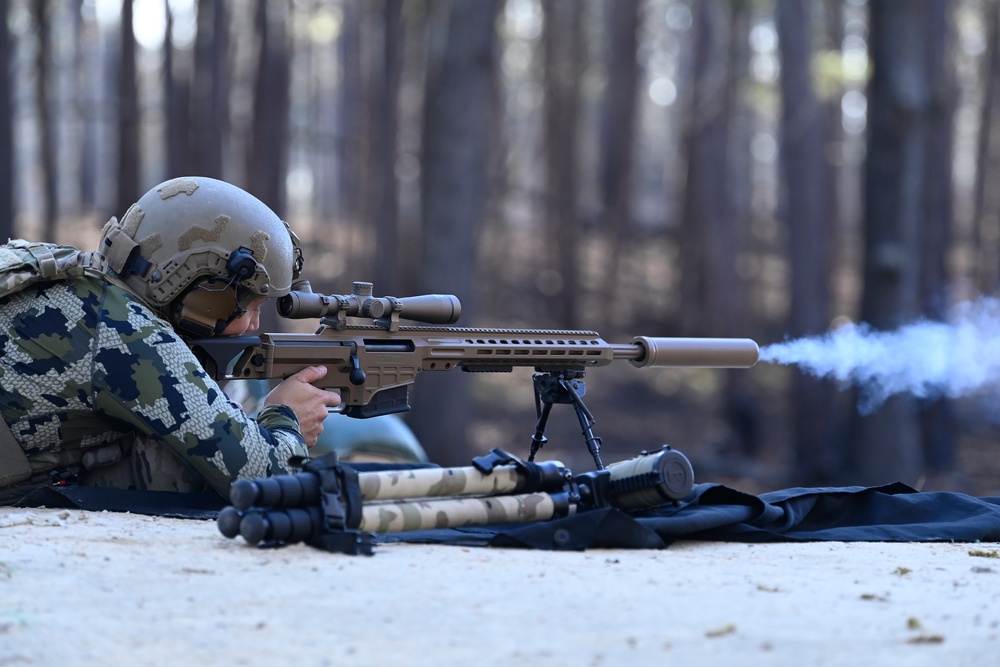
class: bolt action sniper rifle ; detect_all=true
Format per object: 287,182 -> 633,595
190,280 -> 759,470
217,446 -> 698,555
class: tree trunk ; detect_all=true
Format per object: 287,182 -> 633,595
329,0 -> 368,281
973,0 -> 1000,295
189,0 -> 228,178
0,0 -> 12,240
33,0 -> 57,239
852,0 -> 951,486
775,0 -> 837,483
541,0 -> 583,329
409,0 -> 499,466
679,0 -> 757,458
598,0 -> 641,330
115,0 -> 140,217
369,0 -> 404,294
163,2 -> 187,181
246,0 -> 291,218
916,0 -> 956,484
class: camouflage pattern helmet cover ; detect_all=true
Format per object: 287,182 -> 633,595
99,177 -> 303,335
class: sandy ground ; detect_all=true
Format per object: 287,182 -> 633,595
1,507 -> 998,667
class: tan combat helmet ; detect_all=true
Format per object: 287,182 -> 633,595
99,176 -> 303,337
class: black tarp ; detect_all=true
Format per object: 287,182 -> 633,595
14,480 -> 1000,550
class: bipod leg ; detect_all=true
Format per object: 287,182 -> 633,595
528,385 -> 555,462
565,387 -> 604,470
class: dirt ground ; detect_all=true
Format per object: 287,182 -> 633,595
1,506 -> 998,667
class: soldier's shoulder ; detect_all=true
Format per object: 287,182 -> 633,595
0,241 -> 80,297
85,277 -> 173,330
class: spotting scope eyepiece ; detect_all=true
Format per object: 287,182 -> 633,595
276,280 -> 462,325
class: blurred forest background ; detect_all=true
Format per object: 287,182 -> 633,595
2,0 -> 1000,494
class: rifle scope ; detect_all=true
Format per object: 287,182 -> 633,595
277,280 -> 462,325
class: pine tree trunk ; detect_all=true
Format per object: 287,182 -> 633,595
409,0 -> 499,466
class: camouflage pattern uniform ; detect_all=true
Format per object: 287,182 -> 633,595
0,274 -> 308,505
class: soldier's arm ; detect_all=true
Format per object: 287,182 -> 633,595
90,287 -> 309,497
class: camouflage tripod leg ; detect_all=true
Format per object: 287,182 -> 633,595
223,489 -> 575,547
359,491 -> 572,533
356,462 -> 564,502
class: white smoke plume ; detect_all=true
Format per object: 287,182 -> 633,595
759,297 -> 1000,413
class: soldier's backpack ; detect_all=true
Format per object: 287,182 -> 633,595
0,239 -> 102,300
0,239 -> 103,487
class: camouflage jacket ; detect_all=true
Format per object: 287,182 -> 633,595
0,273 -> 308,498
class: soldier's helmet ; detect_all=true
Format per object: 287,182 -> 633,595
98,177 -> 303,337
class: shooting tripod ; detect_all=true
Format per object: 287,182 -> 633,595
218,443 -> 696,555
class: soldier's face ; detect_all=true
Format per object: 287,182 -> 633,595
221,298 -> 266,336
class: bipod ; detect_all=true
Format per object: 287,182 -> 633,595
528,369 -> 605,470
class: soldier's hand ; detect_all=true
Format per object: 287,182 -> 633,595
263,366 -> 341,447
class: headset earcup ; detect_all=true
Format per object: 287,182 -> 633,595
227,248 -> 257,281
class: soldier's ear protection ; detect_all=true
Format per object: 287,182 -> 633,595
227,247 -> 257,282
171,247 -> 261,338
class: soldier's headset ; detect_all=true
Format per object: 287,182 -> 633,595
172,247 -> 261,338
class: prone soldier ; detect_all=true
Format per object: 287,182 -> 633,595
0,176 -> 343,504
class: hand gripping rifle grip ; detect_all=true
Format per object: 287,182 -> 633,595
630,336 -> 759,369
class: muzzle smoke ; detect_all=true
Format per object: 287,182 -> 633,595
759,297 -> 1000,413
